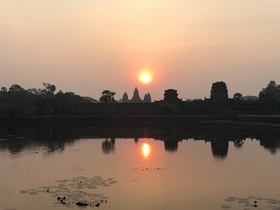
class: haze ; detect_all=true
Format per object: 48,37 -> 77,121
1,0 -> 279,100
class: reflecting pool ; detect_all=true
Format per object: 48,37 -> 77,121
0,123 -> 280,210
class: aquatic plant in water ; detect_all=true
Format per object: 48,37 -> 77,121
222,196 -> 280,210
20,176 -> 118,208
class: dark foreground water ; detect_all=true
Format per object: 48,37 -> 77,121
0,123 -> 280,210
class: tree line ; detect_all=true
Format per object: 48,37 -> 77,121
203,80 -> 280,114
0,83 -> 91,117
1,80 -> 280,117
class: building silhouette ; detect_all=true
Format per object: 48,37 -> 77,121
121,87 -> 152,103
164,89 -> 181,104
210,81 -> 228,101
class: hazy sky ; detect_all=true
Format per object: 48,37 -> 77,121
1,0 -> 279,100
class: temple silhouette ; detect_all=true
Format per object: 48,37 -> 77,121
121,87 -> 152,103
2,81 -> 280,118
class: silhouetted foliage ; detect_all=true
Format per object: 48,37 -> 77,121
259,81 -> 280,101
0,84 -> 37,117
233,93 -> 244,101
2,80 -> 280,117
99,90 -> 116,103
0,83 -> 91,117
259,81 -> 280,113
42,83 -> 56,96
1,87 -> 7,93
232,93 -> 245,113
9,84 -> 25,92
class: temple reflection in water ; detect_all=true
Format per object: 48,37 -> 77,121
0,121 -> 280,158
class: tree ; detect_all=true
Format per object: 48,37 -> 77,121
233,93 -> 244,113
42,83 -> 56,95
0,87 -> 7,93
259,81 -> 280,102
99,90 -> 116,103
259,81 -> 280,113
9,84 -> 24,92
27,88 -> 42,95
233,93 -> 244,101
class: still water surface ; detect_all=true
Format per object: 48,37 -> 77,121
1,124 -> 280,210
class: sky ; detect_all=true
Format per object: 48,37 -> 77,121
1,0 -> 279,101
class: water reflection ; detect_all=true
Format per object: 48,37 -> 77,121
211,137 -> 229,158
141,142 -> 151,171
1,121 -> 280,210
102,138 -> 115,154
141,143 -> 150,158
0,122 -> 280,158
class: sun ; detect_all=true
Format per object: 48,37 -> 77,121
139,71 -> 152,84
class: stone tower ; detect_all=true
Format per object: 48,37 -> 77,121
122,92 -> 129,102
121,87 -> 152,103
210,81 -> 228,101
131,87 -> 142,102
164,89 -> 179,103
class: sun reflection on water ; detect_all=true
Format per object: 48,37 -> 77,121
141,143 -> 151,158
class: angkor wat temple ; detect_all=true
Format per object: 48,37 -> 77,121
42,81 -> 280,118
1,80 -> 279,123
121,87 -> 151,103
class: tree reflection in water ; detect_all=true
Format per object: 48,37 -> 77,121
0,122 -> 280,158
102,138 -> 115,154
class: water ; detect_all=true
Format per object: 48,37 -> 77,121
0,122 -> 280,210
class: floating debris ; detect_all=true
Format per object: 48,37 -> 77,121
20,176 -> 118,208
222,196 -> 280,210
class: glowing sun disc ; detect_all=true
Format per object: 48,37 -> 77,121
139,71 -> 152,84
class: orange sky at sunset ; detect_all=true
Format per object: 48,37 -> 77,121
1,1 -> 279,101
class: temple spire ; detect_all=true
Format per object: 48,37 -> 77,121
131,87 -> 142,102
